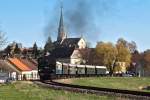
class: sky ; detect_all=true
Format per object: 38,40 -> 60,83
0,0 -> 150,52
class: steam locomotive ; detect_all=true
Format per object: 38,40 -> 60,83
38,54 -> 56,80
38,54 -> 107,80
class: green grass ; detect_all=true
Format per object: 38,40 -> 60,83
58,77 -> 150,92
0,81 -> 115,100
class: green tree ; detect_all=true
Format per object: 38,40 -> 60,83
44,36 -> 55,53
32,42 -> 38,58
4,45 -> 11,56
96,42 -> 118,76
14,44 -> 21,54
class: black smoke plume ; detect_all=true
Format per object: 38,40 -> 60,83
44,0 -> 117,43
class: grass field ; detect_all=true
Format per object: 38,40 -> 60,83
0,81 -> 115,100
57,77 -> 150,92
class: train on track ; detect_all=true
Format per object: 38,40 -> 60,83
38,55 -> 107,80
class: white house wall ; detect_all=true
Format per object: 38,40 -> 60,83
71,49 -> 83,64
71,58 -> 82,64
15,70 -> 39,80
78,38 -> 86,49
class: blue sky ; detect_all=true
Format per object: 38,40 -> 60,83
0,0 -> 150,52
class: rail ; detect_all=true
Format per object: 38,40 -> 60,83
34,80 -> 150,100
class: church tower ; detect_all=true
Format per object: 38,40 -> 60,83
57,5 -> 67,41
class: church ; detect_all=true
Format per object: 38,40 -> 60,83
52,6 -> 87,64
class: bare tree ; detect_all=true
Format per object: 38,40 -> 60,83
117,38 -> 137,53
128,41 -> 137,53
0,30 -> 7,49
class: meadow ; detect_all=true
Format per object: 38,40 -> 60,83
57,77 -> 150,92
0,81 -> 114,100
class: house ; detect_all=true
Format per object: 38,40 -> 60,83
52,47 -> 83,64
7,57 -> 39,80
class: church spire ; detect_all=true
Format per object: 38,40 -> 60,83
57,3 -> 67,41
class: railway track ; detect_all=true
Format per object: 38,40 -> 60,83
34,79 -> 150,100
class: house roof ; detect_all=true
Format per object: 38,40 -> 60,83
60,38 -> 81,47
52,38 -> 82,59
8,58 -> 32,71
52,47 -> 75,58
18,58 -> 37,70
28,58 -> 38,66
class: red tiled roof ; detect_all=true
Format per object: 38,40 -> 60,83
8,58 -> 31,71
19,58 -> 37,70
